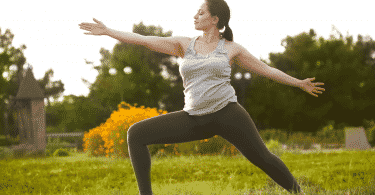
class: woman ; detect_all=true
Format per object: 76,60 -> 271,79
79,0 -> 324,194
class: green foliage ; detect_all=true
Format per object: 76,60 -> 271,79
286,132 -> 315,150
45,149 -> 52,157
0,147 -> 7,159
154,149 -> 169,159
0,134 -> 19,147
45,137 -> 73,155
11,148 -> 27,159
196,136 -> 231,156
363,119 -> 375,147
265,139 -> 285,157
174,142 -> 196,156
259,129 -> 289,144
52,148 -> 70,157
316,120 -> 345,145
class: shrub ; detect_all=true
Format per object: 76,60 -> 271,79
363,119 -> 375,147
266,139 -> 285,157
46,137 -> 72,155
0,147 -> 7,159
286,132 -> 315,150
194,135 -> 240,157
172,142 -> 196,156
259,129 -> 288,144
154,149 -> 169,159
83,133 -> 106,157
82,101 -> 168,159
6,135 -> 20,146
53,148 -> 70,157
45,149 -> 52,157
316,120 -> 344,145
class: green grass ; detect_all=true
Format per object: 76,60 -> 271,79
0,144 -> 374,195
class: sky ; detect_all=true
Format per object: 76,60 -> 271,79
1,0 -> 374,105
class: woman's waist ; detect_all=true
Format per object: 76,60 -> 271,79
184,84 -> 236,99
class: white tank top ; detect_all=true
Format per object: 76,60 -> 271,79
179,36 -> 238,116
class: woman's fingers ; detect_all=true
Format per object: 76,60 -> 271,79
79,18 -> 106,35
93,18 -> 100,23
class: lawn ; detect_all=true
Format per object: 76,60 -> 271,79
0,145 -> 374,195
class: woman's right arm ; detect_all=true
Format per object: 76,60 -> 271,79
106,28 -> 145,46
80,18 -> 184,57
107,28 -> 184,58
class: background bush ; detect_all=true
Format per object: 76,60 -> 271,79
53,148 -> 71,157
265,139 -> 285,157
45,137 -> 73,155
82,102 -> 168,159
315,120 -> 345,146
259,129 -> 289,144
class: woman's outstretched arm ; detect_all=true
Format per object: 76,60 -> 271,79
79,18 -> 184,57
79,18 -> 144,45
234,42 -> 325,97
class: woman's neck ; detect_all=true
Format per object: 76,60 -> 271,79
198,35 -> 221,44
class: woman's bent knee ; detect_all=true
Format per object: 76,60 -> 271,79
127,123 -> 141,144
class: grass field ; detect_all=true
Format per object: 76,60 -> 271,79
1,145 -> 374,195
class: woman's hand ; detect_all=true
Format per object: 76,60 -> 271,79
298,77 -> 325,97
79,18 -> 108,36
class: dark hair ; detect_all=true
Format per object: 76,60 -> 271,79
205,0 -> 233,41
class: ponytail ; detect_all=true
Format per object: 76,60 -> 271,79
220,25 -> 233,41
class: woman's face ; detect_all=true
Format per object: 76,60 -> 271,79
194,2 -> 219,31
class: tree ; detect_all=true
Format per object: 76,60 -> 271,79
0,28 -> 65,138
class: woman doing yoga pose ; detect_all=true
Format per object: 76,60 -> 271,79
79,0 -> 325,194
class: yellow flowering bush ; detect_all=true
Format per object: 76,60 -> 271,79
82,101 -> 240,159
83,101 -> 168,159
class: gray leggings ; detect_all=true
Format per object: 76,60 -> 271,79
127,102 -> 302,194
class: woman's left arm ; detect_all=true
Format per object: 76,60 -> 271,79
234,43 -> 325,97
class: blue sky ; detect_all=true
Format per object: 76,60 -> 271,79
1,0 -> 373,104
